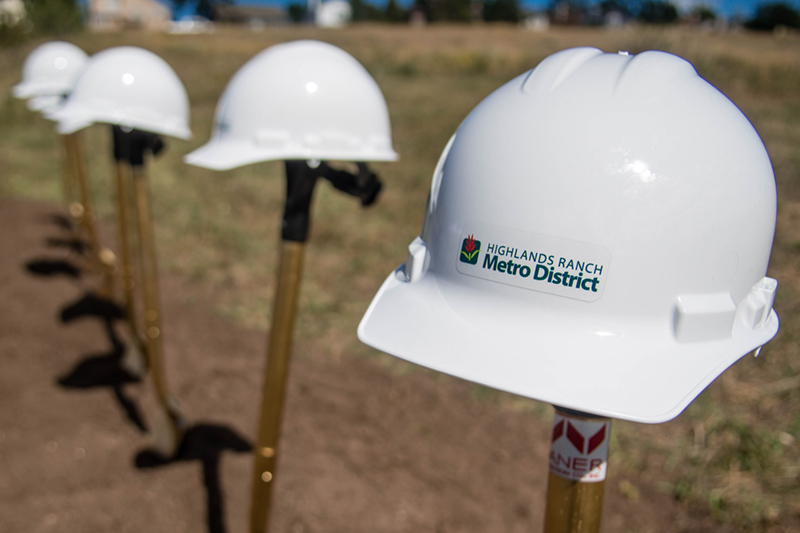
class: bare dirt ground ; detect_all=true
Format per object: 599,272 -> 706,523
0,198 -> 749,533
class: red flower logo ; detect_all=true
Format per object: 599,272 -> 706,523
464,234 -> 476,253
460,234 -> 481,264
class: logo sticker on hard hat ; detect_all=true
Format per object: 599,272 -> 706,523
549,414 -> 609,482
455,224 -> 611,302
216,119 -> 230,137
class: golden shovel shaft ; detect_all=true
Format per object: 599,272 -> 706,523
250,240 -> 306,533
66,132 -> 115,298
543,408 -> 610,533
63,134 -> 85,222
115,161 -> 144,347
132,166 -> 169,405
61,135 -> 77,211
67,132 -> 101,255
131,165 -> 184,455
62,135 -> 89,232
544,474 -> 606,533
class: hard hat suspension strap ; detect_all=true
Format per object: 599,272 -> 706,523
281,160 -> 384,242
113,126 -> 166,168
317,161 -> 382,207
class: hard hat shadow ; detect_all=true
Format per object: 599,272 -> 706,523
41,212 -> 88,256
42,213 -> 75,233
45,236 -> 87,256
25,258 -> 81,278
57,292 -> 146,432
25,211 -> 96,279
60,292 -> 125,322
135,424 -> 252,533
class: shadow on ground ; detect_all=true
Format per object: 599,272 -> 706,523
0,200 -> 745,533
21,209 -> 252,533
56,292 -> 146,432
136,424 -> 252,533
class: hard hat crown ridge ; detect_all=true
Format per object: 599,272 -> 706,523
359,47 -> 779,424
185,40 -> 398,170
47,46 -> 191,139
13,41 -> 88,102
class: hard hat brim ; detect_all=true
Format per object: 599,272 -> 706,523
358,266 -> 779,424
53,115 -> 94,135
28,95 -> 64,114
47,104 -> 191,140
45,104 -> 93,134
12,82 -> 33,99
184,138 -> 399,171
12,80 -> 69,100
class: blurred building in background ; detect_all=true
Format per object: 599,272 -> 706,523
0,0 -> 25,26
314,0 -> 352,27
86,0 -> 172,31
212,5 -> 289,27
522,11 -> 550,30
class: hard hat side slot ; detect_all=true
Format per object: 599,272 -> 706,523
673,293 -> 736,343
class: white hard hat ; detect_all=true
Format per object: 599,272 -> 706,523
47,46 -> 191,139
185,40 -> 397,170
13,41 -> 88,100
358,48 -> 779,424
27,94 -> 65,113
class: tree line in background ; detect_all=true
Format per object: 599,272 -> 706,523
286,0 -> 800,28
0,0 -> 82,45
1,0 -> 799,46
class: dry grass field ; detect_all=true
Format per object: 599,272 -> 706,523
1,23 -> 799,530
